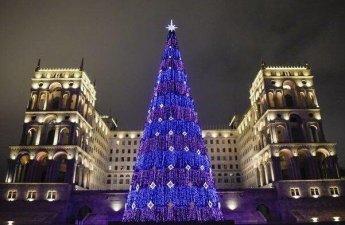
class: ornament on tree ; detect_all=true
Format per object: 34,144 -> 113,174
122,20 -> 223,222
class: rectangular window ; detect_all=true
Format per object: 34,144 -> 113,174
127,166 -> 130,170
222,148 -> 225,152
310,187 -> 320,197
121,157 -> 124,162
210,140 -> 214,144
119,179 -> 124,184
27,190 -> 37,201
126,179 -> 130,184
222,140 -> 225,144
134,140 -> 137,145
217,156 -> 220,160
113,179 -> 117,184
133,157 -> 136,161
127,157 -> 130,161
204,140 -> 207,144
212,165 -> 215,169
109,157 -> 112,162
216,140 -> 219,144
217,165 -> 221,169
115,166 -> 118,170
107,179 -> 111,184
290,187 -> 301,198
7,190 -> 17,201
211,148 -> 214,152
128,141 -> 131,145
229,148 -> 232,152
211,156 -> 214,160
46,191 -> 57,201
217,148 -> 220,153
330,187 -> 340,197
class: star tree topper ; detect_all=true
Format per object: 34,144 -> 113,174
166,19 -> 178,31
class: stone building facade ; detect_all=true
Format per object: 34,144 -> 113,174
1,63 -> 344,225
5,62 -> 116,190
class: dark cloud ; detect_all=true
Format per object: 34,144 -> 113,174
1,0 -> 345,180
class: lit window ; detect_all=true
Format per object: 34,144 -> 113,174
310,187 -> 320,198
27,190 -> 37,201
7,190 -> 17,201
290,187 -> 301,199
330,187 -> 340,197
46,191 -> 57,201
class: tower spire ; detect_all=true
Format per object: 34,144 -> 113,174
79,58 -> 84,71
35,58 -> 41,72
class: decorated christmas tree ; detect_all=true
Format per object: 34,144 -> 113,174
122,20 -> 223,222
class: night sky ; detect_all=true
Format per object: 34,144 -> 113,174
1,0 -> 345,180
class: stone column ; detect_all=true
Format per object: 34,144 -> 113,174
258,166 -> 263,187
271,156 -> 281,181
264,164 -> 269,185
53,125 -> 60,145
66,159 -> 76,184
5,159 -> 16,183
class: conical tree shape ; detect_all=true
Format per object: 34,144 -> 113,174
123,26 -> 223,222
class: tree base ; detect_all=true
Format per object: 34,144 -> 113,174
109,221 -> 234,225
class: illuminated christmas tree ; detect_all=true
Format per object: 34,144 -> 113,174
122,20 -> 223,222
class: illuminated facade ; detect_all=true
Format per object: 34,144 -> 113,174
107,129 -> 241,191
4,60 -> 116,190
238,63 -> 339,188
0,62 -> 344,224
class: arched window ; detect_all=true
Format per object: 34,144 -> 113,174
36,152 -> 49,182
62,93 -> 69,110
15,154 -> 30,182
289,114 -> 305,142
299,92 -> 307,108
49,83 -> 62,110
297,151 -> 308,179
38,93 -> 47,110
70,94 -> 77,110
56,154 -> 68,182
309,125 -> 319,142
284,94 -> 294,107
316,151 -> 327,179
307,91 -> 317,108
26,128 -> 37,145
30,94 -> 37,110
276,91 -> 283,108
276,125 -> 287,143
60,127 -> 70,145
279,151 -> 291,180
283,80 -> 297,107
268,92 -> 275,108
46,127 -> 55,145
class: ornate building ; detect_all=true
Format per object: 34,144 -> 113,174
5,60 -> 116,190
238,63 -> 339,188
0,61 -> 344,224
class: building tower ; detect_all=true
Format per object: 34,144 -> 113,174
239,63 -> 340,188
5,60 -> 112,190
122,21 -> 223,222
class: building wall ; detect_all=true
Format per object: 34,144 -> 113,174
106,129 -> 242,190
1,180 -> 345,224
5,67 -> 112,190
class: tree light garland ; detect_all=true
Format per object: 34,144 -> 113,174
122,22 -> 223,222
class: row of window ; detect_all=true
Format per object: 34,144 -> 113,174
109,157 -> 136,162
209,148 -> 237,153
109,148 -> 238,155
7,190 -> 57,201
106,178 -> 241,186
110,149 -> 137,154
205,139 -> 236,145
212,164 -> 239,170
109,165 -> 134,171
290,186 -> 340,198
211,156 -> 238,161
